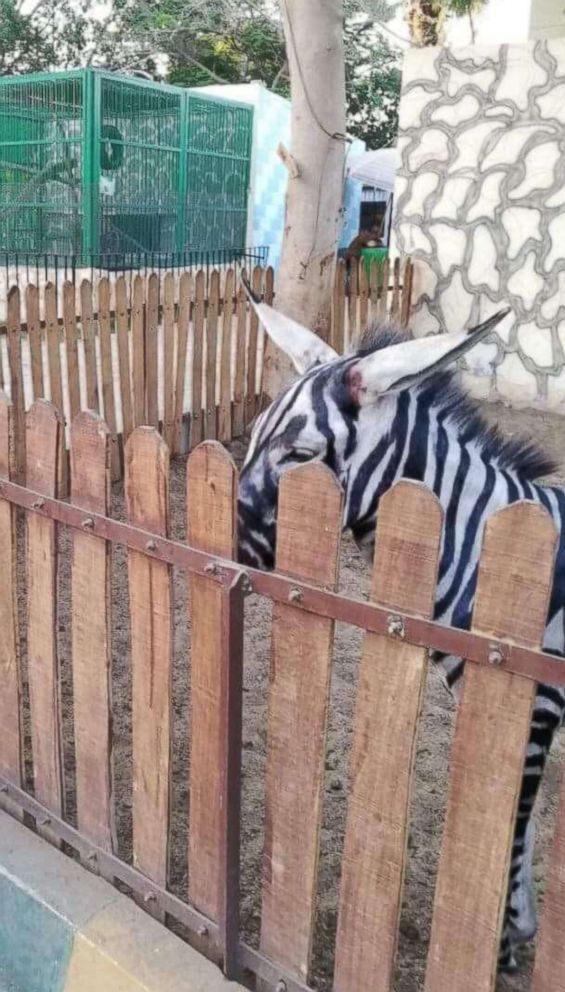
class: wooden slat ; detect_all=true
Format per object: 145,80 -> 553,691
71,411 -> 114,850
424,503 -> 557,992
26,284 -> 43,400
0,394 -> 22,787
126,428 -> 172,907
26,400 -> 63,816
259,266 -> 273,404
173,272 -> 191,455
80,279 -> 99,412
132,275 -> 145,427
377,258 -> 390,320
45,284 -> 64,416
218,268 -> 234,443
116,277 -> 133,443
359,256 -> 369,330
368,258 -> 379,325
391,256 -> 401,319
332,259 -> 346,354
187,442 -> 238,919
63,282 -> 81,423
334,482 -> 442,992
232,282 -> 247,438
146,273 -> 159,429
260,464 -> 343,982
163,272 -> 175,450
190,270 -> 205,448
348,258 -> 358,346
245,266 -> 262,426
7,287 -> 26,483
98,278 -> 120,480
205,269 -> 219,440
400,258 -> 413,328
533,764 -> 565,991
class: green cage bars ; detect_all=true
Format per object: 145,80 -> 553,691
0,69 -> 253,262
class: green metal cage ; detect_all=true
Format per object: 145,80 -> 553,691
0,69 -> 253,260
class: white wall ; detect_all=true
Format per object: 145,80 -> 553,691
443,0 -> 531,45
530,0 -> 565,39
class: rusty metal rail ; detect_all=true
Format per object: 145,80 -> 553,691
1,476 -> 564,688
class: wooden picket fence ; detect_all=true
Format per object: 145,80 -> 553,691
0,266 -> 272,490
1,394 -> 565,992
331,255 -> 414,352
0,258 -> 413,492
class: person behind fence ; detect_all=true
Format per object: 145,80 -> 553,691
344,222 -> 383,268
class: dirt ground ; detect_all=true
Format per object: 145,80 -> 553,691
19,399 -> 565,991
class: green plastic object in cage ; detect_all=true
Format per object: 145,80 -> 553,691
0,69 -> 253,261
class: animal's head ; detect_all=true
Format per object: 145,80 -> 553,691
237,275 -> 509,569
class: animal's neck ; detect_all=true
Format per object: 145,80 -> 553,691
346,388 -> 541,549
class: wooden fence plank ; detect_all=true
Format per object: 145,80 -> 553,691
116,277 -> 133,444
533,764 -> 565,991
26,284 -> 43,400
205,270 -> 219,440
245,266 -> 262,426
391,257 -> 401,320
26,401 -> 63,818
7,287 -> 26,483
0,395 -> 22,787
369,259 -> 379,325
332,259 -> 346,354
359,257 -> 369,330
191,270 -> 205,448
71,411 -> 114,851
126,428 -> 172,906
187,442 -> 238,922
45,282 -> 67,493
424,503 -> 557,992
63,282 -> 81,424
348,258 -> 358,346
97,278 -> 120,480
378,258 -> 389,321
163,272 -> 175,450
232,282 -> 247,438
80,279 -> 99,413
146,273 -> 159,429
218,268 -> 234,443
45,284 -> 64,417
260,463 -> 343,982
132,275 -> 145,428
334,481 -> 442,992
173,272 -> 191,456
401,259 -> 413,328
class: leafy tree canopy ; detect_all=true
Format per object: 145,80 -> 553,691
0,0 -> 403,149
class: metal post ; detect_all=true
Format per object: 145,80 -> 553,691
218,571 -> 245,978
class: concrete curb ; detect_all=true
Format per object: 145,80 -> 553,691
0,810 -> 245,992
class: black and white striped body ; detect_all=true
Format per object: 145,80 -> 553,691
237,319 -> 564,971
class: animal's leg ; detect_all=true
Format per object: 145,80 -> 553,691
499,685 -> 564,971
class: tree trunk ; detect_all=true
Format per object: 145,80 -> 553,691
262,0 -> 346,401
406,0 -> 444,46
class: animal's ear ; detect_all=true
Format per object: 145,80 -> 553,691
241,274 -> 338,374
345,309 -> 511,405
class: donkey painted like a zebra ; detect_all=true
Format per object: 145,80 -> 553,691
237,279 -> 565,972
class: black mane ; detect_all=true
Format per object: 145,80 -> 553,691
351,323 -> 557,482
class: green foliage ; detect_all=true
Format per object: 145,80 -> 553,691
0,0 -> 402,150
444,0 -> 488,14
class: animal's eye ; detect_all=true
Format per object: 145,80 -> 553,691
279,448 -> 316,465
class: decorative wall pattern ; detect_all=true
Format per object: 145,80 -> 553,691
394,40 -> 565,410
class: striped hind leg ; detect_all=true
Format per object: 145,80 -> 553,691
500,683 -> 565,971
